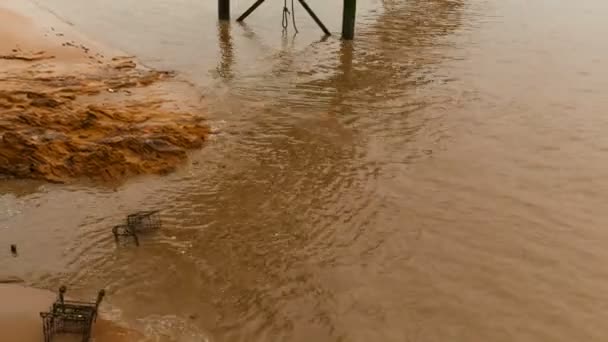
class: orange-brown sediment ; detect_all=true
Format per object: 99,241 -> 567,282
0,5 -> 209,183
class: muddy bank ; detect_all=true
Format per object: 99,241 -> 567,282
0,5 -> 209,183
0,284 -> 142,341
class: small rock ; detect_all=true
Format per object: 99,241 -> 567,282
144,139 -> 183,153
30,97 -> 61,108
114,60 -> 137,70
41,131 -> 67,142
80,112 -> 98,129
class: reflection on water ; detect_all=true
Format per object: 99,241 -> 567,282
217,22 -> 234,80
3,0 -> 608,341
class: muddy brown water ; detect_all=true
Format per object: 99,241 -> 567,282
2,0 -> 608,341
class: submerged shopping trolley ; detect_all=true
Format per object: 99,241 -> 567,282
40,286 -> 105,342
112,210 -> 162,246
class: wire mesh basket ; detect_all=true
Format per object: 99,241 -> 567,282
113,210 -> 161,246
40,286 -> 105,342
126,210 -> 162,231
112,223 -> 139,246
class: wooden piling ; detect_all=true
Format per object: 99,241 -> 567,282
342,0 -> 357,40
219,0 -> 230,20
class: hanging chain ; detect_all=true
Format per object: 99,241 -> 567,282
282,0 -> 289,30
282,0 -> 299,34
291,0 -> 299,33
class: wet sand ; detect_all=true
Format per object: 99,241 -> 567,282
0,3 -> 204,340
0,4 -> 209,183
0,284 -> 142,341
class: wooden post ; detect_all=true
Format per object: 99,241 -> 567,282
342,0 -> 356,40
219,0 -> 230,20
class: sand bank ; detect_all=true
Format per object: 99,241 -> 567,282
0,3 -> 209,183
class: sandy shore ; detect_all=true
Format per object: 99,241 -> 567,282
0,284 -> 143,341
0,1 -> 209,183
0,2 -> 207,339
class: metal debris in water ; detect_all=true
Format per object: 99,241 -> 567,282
40,286 -> 105,342
112,210 -> 162,246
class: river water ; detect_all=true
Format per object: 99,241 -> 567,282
2,0 -> 608,341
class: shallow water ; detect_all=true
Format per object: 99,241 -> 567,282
3,0 -> 608,341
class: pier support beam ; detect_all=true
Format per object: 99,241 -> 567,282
219,0 -> 230,20
297,0 -> 331,36
237,0 -> 266,22
342,0 -> 357,40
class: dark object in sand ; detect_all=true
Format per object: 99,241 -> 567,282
40,285 -> 105,342
112,210 -> 162,246
0,275 -> 24,284
10,244 -> 17,256
0,51 -> 55,61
